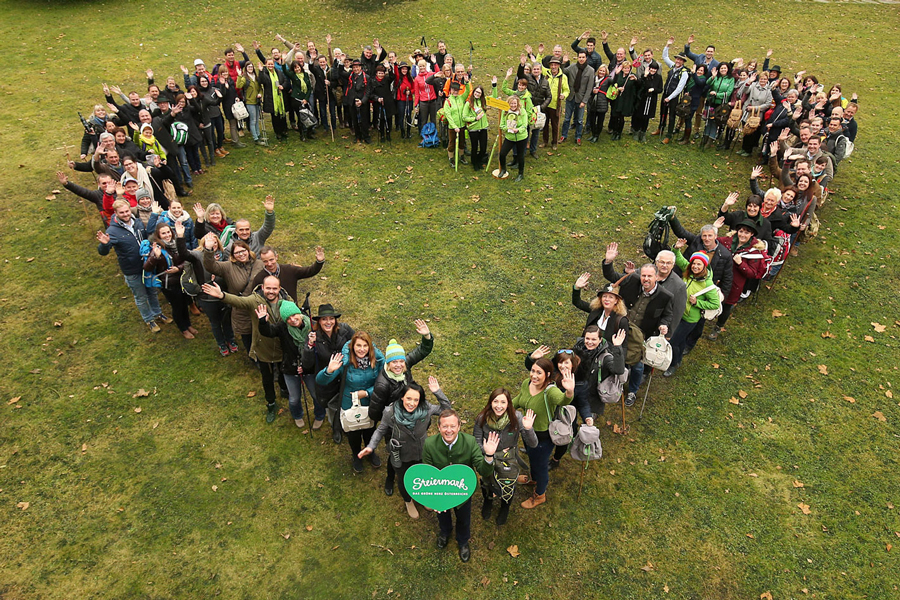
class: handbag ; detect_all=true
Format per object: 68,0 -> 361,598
340,391 -> 373,432
298,107 -> 318,128
713,102 -> 731,125
726,100 -> 743,129
743,106 -> 761,135
533,106 -> 546,130
231,99 -> 249,120
694,284 -> 725,320
642,335 -> 673,371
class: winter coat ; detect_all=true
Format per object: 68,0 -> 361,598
706,76 -> 735,106
610,72 -> 638,117
422,432 -> 493,477
442,94 -> 468,130
369,334 -> 435,422
635,73 -> 663,118
669,216 -> 734,293
512,381 -> 570,434
158,212 -> 196,250
717,236 -> 768,304
143,243 -> 185,291
474,410 -> 538,455
463,101 -> 489,131
518,65 -> 552,110
370,73 -> 396,116
368,389 -> 451,463
177,236 -> 228,303
223,210 -> 275,256
345,71 -> 370,105
572,339 -> 626,418
220,285 -> 290,363
545,70 -> 569,111
237,74 -> 263,106
315,341 -> 385,411
97,214 -> 151,276
202,250 -> 265,335
571,286 -> 630,343
501,109 -> 529,142
259,67 -> 288,114
602,262 -> 676,337
249,260 -> 324,305
257,311 -> 312,375
673,251 -> 722,323
301,322 -> 355,406
564,63 -> 596,105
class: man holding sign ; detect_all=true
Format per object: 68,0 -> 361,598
420,410 -> 499,562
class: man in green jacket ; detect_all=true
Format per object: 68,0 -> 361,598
443,82 -> 468,168
202,275 -> 291,423
422,410 -> 499,562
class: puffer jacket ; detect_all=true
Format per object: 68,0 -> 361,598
315,340 -> 385,411
368,334 -> 435,422
202,250 -> 265,335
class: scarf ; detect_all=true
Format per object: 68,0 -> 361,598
760,203 -> 777,218
209,219 -> 227,233
356,355 -> 371,370
392,399 -> 430,429
161,237 -> 178,254
485,412 -> 510,432
267,68 -> 286,116
384,363 -> 406,382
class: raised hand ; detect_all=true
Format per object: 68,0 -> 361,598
255,303 -> 268,320
724,191 -> 740,206
770,141 -> 780,156
151,242 -> 162,258
482,431 -> 501,457
506,67 -> 513,79
522,409 -> 536,430
561,371 -> 575,393
562,53 -> 569,64
96,231 -> 110,245
674,238 -> 687,250
173,220 -> 185,237
234,42 -> 244,53
600,31 -> 608,43
630,36 -> 638,47
612,328 -> 627,346
524,44 -> 533,55
537,43 -> 545,54
414,318 -> 430,337
252,40 -> 261,50
766,49 -> 773,58
666,36 -> 675,46
263,194 -> 275,212
790,213 -> 801,227
193,202 -> 205,220
520,53 -> 527,66
713,216 -> 726,229
56,171 -> 68,185
531,344 -> 551,360
325,34 -> 332,45
428,375 -> 440,394
687,34 -> 695,45
203,232 -> 218,250
623,260 -> 635,274
327,352 -> 345,373
111,85 -> 122,96
146,69 -> 154,79
491,75 -> 497,85
180,65 -> 189,75
605,241 -> 619,263
574,272 -> 591,289
750,165 -> 764,179
115,182 -> 125,197
314,245 -> 325,262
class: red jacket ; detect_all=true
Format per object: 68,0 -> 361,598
413,73 -> 436,105
717,236 -> 768,304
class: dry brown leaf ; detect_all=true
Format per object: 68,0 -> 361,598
798,502 -> 811,515
843,395 -> 856,403
305,525 -> 313,531
81,443 -> 87,453
133,389 -> 149,398
738,390 -> 748,399
664,584 -> 669,593
817,365 -> 828,375
7,396 -> 21,405
247,391 -> 257,398
887,544 -> 893,552
772,310 -> 785,317
872,411 -> 887,422
211,485 -> 218,491
133,407 -> 142,413
886,390 -> 893,399
641,561 -> 654,572
152,422 -> 159,429
282,532 -> 290,539
17,501 -> 29,510
864,335 -> 875,343
285,161 -> 295,167
746,533 -> 754,539
729,397 -> 740,405
872,322 -> 887,333
761,593 -> 774,600
793,480 -> 805,488
507,544 -> 521,558
54,321 -> 63,327
480,576 -> 490,589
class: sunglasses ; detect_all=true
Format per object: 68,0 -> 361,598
557,349 -> 574,355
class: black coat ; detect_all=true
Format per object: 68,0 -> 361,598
610,73 -> 637,117
259,67 -> 288,114
301,322 -> 355,404
602,262 -> 675,337
370,72 -> 396,115
258,315 -> 312,374
669,216 -> 734,292
345,71 -> 370,104
634,73 -> 663,119
571,286 -> 630,343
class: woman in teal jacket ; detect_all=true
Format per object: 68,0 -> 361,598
497,96 -> 530,182
665,245 -> 722,377
464,86 -> 489,170
317,331 -> 385,472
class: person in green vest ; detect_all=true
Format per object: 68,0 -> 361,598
443,82 -> 468,168
463,86 -> 489,170
422,410 -> 499,562
542,57 -> 569,150
496,95 -> 530,183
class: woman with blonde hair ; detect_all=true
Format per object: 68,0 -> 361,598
571,272 -> 628,343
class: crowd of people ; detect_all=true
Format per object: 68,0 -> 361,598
56,29 -> 859,562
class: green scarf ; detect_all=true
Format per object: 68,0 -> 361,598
393,399 -> 430,429
278,301 -> 309,348
731,236 -> 752,254
267,68 -> 286,116
486,413 -> 510,432
384,363 -> 406,382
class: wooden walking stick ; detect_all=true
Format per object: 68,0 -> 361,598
325,86 -> 335,142
454,130 -> 459,172
577,458 -> 588,501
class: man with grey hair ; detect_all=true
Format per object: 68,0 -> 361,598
224,195 -> 276,255
602,243 -> 675,406
654,249 -> 687,336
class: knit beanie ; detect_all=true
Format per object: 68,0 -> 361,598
279,301 -> 302,322
689,252 -> 710,267
384,338 -> 406,363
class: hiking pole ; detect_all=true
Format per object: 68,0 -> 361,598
639,367 -> 655,420
382,105 -> 391,146
454,131 -> 459,171
326,89 -> 335,142
300,377 -> 313,437
469,41 -> 474,74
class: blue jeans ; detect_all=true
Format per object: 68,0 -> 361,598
303,372 -> 325,420
284,374 -> 304,420
670,318 -> 703,369
525,436 -> 555,495
246,104 -> 261,141
123,273 -> 162,324
560,98 -> 585,140
316,97 -> 336,131
628,362 -> 645,395
196,298 -> 234,349
529,127 -> 541,154
175,146 -> 193,187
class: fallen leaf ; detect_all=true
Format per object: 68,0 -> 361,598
53,321 -> 63,327
746,533 -> 755,538
843,395 -> 856,403
793,480 -> 805,488
664,584 -> 669,593
872,411 -> 887,422
864,335 -> 875,343
212,485 -> 218,491
305,525 -> 313,531
888,544 -> 893,552
480,576 -> 490,589
247,391 -> 257,398
738,390 -> 748,399
29,369 -> 41,375
817,365 -> 828,375
285,161 -> 295,167
507,544 -> 521,558
81,443 -> 87,452
152,422 -> 159,429
798,502 -> 811,515
282,532 -> 290,539
821,331 -> 836,339
761,593 -> 774,600
712,363 -> 719,369
772,310 -> 785,317
134,407 -> 142,413
26,257 -> 35,263
872,322 -> 887,333
132,388 -> 149,398
641,561 -> 654,572
729,397 -> 740,405
7,396 -> 21,405
886,390 -> 893,399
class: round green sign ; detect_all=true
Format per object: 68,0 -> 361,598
403,464 -> 478,512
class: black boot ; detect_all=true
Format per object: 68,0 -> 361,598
481,486 -> 493,520
496,500 -> 511,526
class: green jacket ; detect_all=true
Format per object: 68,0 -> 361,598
543,71 -> 569,110
501,109 -> 529,142
442,94 -> 468,130
512,380 -> 570,432
220,287 -> 287,363
462,101 -> 489,131
707,76 -> 735,106
499,79 -> 534,117
675,250 -> 722,323
237,75 -> 263,105
422,432 -> 494,478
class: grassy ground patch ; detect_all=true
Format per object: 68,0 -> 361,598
1,1 -> 898,598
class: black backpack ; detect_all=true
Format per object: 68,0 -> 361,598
643,206 -> 677,260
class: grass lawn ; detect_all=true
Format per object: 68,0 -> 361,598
1,0 -> 898,598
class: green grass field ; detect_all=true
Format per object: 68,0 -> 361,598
1,1 -> 899,598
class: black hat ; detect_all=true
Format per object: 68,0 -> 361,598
674,52 -> 688,62
399,61 -> 409,68
313,303 -> 341,320
351,59 -> 361,66
736,219 -> 759,235
375,64 -> 386,73
648,60 -> 660,71
597,283 -> 622,299
769,64 -> 782,73
157,91 -> 174,104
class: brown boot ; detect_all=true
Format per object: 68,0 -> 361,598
521,492 -> 546,509
651,128 -> 662,136
678,126 -> 692,145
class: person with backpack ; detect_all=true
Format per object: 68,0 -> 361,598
315,331 -> 385,472
512,357 -> 575,509
607,62 -> 637,141
368,322 -> 435,496
175,220 -> 237,357
601,244 -> 675,406
143,222 -> 197,339
360,377 -> 450,520
255,301 -> 312,429
657,40 -> 690,143
701,62 -> 735,149
473,389 -> 537,526
420,410 -> 499,563
571,325 -> 628,420
664,245 -> 722,377
302,304 -> 355,437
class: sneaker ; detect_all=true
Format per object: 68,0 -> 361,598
352,456 -> 364,473
256,140 -> 267,146
576,138 -> 582,146
228,341 -> 239,353
459,543 -> 471,562
218,345 -> 230,357
294,418 -> 305,428
312,418 -> 324,430
708,326 -> 721,340
663,365 -> 677,377
147,321 -> 161,333
368,453 -> 382,468
157,314 -> 173,324
559,136 -> 567,143
459,156 -> 468,165
625,392 -> 636,407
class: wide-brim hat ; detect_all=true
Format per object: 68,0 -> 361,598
597,283 -> 622,299
736,219 -> 759,235
549,57 -> 562,65
674,53 -> 688,62
769,64 -> 782,73
313,303 -> 341,320
399,61 -> 409,68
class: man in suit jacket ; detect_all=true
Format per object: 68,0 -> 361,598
422,410 -> 499,563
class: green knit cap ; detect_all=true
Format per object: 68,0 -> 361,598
279,301 -> 302,322
384,338 -> 406,363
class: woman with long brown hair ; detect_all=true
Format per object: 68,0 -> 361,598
464,85 -> 489,170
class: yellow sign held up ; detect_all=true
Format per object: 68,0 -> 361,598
486,96 -> 510,111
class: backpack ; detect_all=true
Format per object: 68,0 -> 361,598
170,121 -> 189,145
713,102 -> 731,125
138,239 -> 171,289
836,135 -> 854,160
419,122 -> 440,148
231,99 -> 249,120
218,224 -> 236,248
625,322 -> 645,366
643,206 -> 676,260
743,106 -> 762,135
694,284 -> 725,320
546,396 -> 576,446
726,100 -> 743,129
675,94 -> 693,119
569,426 -> 602,462
180,261 -> 202,296
596,348 -> 628,403
492,446 -> 520,503
642,335 -> 673,370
